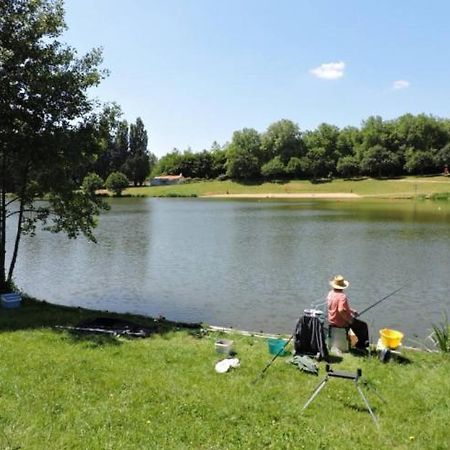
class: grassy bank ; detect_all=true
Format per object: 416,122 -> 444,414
125,176 -> 450,199
0,298 -> 448,449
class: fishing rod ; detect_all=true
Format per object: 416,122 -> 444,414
252,334 -> 294,383
253,283 -> 407,383
358,284 -> 407,317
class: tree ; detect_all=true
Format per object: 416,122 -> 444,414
226,150 -> 260,180
166,149 -> 201,178
336,126 -> 361,158
90,103 -> 124,179
225,128 -> 262,180
403,149 -> 436,175
105,172 -> 129,196
336,155 -> 360,178
152,149 -> 183,177
122,117 -> 150,186
304,124 -> 340,156
261,119 -> 304,164
359,145 -> 401,177
0,0 -> 108,290
300,147 -> 334,179
435,143 -> 450,169
210,142 -> 227,178
191,150 -> 213,178
303,124 -> 340,177
112,120 -> 129,172
394,114 -> 449,153
359,116 -> 392,150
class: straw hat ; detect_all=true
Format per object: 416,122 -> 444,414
329,275 -> 349,290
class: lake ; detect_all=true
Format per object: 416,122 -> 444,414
11,197 -> 450,344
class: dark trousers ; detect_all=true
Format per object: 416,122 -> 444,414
350,318 -> 369,349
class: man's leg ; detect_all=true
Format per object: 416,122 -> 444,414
350,319 -> 369,349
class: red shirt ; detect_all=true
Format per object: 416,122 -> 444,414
327,289 -> 354,327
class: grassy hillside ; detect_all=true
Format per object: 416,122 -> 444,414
126,176 -> 450,198
0,297 -> 448,449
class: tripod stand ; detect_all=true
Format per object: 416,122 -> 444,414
302,364 -> 379,428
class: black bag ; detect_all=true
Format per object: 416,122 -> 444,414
294,314 -> 328,360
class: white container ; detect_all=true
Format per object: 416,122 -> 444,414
328,327 -> 349,354
215,339 -> 234,355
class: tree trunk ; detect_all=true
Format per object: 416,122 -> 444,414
7,197 -> 24,284
7,162 -> 30,285
0,152 -> 7,291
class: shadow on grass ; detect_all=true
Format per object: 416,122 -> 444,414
391,354 -> 412,365
235,179 -> 266,186
342,176 -> 369,182
0,296 -> 202,346
343,401 -> 379,415
64,332 -> 123,348
349,348 -> 371,358
309,178 -> 333,184
325,354 -> 344,364
348,347 -> 412,365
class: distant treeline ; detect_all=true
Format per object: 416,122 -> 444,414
152,114 -> 450,180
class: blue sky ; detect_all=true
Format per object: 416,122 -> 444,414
63,0 -> 450,157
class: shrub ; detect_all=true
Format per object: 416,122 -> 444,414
82,173 -> 104,195
285,157 -> 302,177
105,171 -> 129,196
261,156 -> 286,179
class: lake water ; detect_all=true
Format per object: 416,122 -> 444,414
11,198 -> 450,344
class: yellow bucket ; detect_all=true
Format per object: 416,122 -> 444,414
380,328 -> 404,349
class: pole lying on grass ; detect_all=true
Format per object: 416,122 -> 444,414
252,334 -> 294,384
358,284 -> 407,317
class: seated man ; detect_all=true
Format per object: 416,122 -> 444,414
327,275 -> 369,351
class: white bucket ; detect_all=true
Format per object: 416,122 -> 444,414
328,327 -> 349,354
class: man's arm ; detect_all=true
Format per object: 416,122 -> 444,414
338,297 -> 355,325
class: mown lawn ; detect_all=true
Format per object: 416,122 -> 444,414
0,298 -> 448,449
125,176 -> 450,199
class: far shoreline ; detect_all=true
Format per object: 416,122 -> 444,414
125,176 -> 450,200
202,192 -> 361,199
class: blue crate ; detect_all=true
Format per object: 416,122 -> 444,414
1,292 -> 22,309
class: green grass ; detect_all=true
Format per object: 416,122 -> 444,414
0,298 -> 449,449
126,176 -> 450,199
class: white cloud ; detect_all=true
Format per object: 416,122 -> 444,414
393,80 -> 410,90
310,61 -> 345,80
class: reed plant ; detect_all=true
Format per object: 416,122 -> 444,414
430,313 -> 450,353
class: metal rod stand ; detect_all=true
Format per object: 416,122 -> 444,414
302,365 -> 379,428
